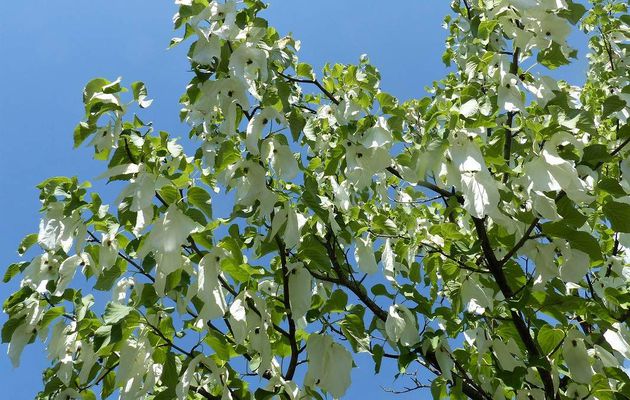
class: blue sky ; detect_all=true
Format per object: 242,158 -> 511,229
0,1 -> 590,398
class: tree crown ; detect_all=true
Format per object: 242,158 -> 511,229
3,0 -> 630,399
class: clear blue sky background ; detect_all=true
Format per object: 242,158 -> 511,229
0,1 -> 588,398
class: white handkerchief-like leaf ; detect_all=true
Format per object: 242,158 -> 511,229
492,338 -> 523,372
191,32 -> 221,65
604,323 -> 630,359
460,171 -> 499,218
142,204 -> 200,255
246,108 -> 284,155
382,238 -> 396,283
288,263 -> 312,322
385,305 -> 406,343
99,233 -> 119,270
177,354 -> 205,399
54,255 -> 81,296
8,323 -> 34,368
229,296 -> 248,344
198,252 -> 228,321
265,140 -> 298,181
38,203 -> 80,253
112,277 -> 135,304
461,277 -> 493,315
498,73 -> 523,112
386,305 -> 420,346
305,333 -> 353,398
354,235 -> 378,274
563,330 -> 594,384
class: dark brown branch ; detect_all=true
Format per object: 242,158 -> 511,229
598,27 -> 616,71
461,0 -> 472,19
322,232 -> 388,321
123,136 -> 138,164
41,294 -> 76,321
471,217 -> 558,399
275,236 -> 299,380
502,46 -> 520,184
420,241 -> 490,274
87,230 -> 155,283
190,386 -> 221,400
321,230 -> 491,400
386,166 -> 462,201
187,236 -> 291,340
499,218 -> 539,265
78,361 -> 120,392
277,70 -> 339,105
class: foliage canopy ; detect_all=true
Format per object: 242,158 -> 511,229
4,0 -> 630,399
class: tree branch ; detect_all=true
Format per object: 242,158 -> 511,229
87,230 -> 155,283
471,217 -> 558,399
277,70 -> 339,105
386,166 -> 462,202
322,230 -> 491,400
275,236 -> 299,381
502,46 -> 520,184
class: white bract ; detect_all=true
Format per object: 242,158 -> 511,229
304,333 -> 353,398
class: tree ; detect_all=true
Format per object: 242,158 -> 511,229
3,0 -> 630,398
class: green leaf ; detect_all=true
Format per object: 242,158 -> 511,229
288,109 -> 306,142
220,237 -> 244,265
541,222 -> 602,260
298,235 -> 331,271
103,302 -> 134,324
82,78 -> 110,103
2,317 -> 25,343
17,233 -> 38,256
73,121 -> 96,148
581,144 -> 613,167
255,388 -> 278,400
339,311 -> 370,353
537,42 -> 570,69
222,261 -> 252,282
599,178 -> 628,198
205,329 -> 237,360
101,370 -> 116,399
431,377 -> 448,399
301,175 -> 328,220
603,201 -> 630,233
102,77 -> 123,94
372,215 -> 398,236
603,367 -> 630,384
296,63 -> 315,79
556,196 -> 587,228
3,262 -> 27,283
559,0 -> 587,24
372,343 -> 384,373
139,284 -> 159,308
477,20 -> 498,41
537,325 -> 564,356
376,92 -> 399,114
187,186 -> 212,219
158,185 -> 180,205
156,352 -> 178,398
603,95 -> 626,118
94,260 -> 124,291
593,373 -> 615,400
371,283 -> 392,297
81,390 -> 97,400
39,307 -> 65,330
429,222 -> 465,241
321,289 -> 348,314
131,81 -> 152,108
